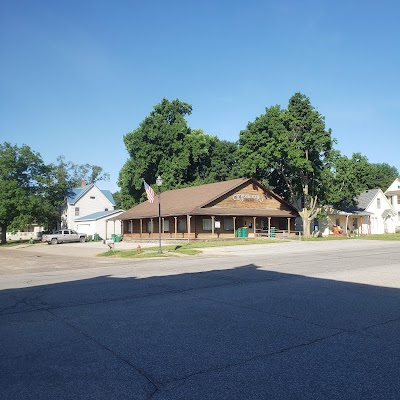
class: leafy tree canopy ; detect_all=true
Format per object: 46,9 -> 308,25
118,98 -> 239,208
238,92 -> 334,237
326,152 -> 399,209
0,143 -> 47,243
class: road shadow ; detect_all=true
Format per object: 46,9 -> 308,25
1,264 -> 400,399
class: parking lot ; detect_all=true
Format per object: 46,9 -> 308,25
1,239 -> 400,399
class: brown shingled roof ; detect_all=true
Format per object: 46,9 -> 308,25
116,178 -> 298,220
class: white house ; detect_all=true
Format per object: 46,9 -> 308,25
319,188 -> 396,236
75,209 -> 124,240
384,178 -> 400,232
61,183 -> 116,230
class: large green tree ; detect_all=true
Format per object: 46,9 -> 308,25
238,93 -> 334,237
327,152 -> 399,209
118,98 -> 239,209
0,143 -> 48,244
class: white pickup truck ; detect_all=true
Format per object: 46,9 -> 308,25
42,229 -> 87,245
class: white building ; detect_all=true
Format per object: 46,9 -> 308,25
75,209 -> 124,240
384,178 -> 400,232
61,183 -> 116,230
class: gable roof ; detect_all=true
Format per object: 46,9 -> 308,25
385,177 -> 400,195
67,184 -> 115,206
75,209 -> 124,222
117,178 -> 298,220
356,189 -> 380,210
342,188 -> 394,216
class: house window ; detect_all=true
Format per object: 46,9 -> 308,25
224,218 -> 234,231
353,218 -> 358,229
398,212 -> 400,222
90,196 -> 95,199
202,219 -> 212,231
178,218 -> 186,232
105,208 -> 108,211
75,207 -> 79,216
146,220 -> 153,233
335,218 -> 340,226
397,196 -> 400,205
164,220 -> 169,232
278,219 -> 288,230
377,198 -> 381,209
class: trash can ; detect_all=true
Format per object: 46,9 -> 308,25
236,228 -> 242,238
270,227 -> 276,238
111,234 -> 116,241
93,233 -> 99,241
242,227 -> 248,238
114,234 -> 122,243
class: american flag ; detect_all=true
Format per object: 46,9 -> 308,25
143,180 -> 155,203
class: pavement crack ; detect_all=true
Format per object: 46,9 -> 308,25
160,331 -> 345,386
45,308 -> 160,394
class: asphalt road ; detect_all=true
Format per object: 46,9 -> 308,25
1,239 -> 400,399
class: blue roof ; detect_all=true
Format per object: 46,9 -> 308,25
75,210 -> 124,221
67,184 -> 115,206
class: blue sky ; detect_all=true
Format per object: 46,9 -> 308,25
1,0 -> 399,193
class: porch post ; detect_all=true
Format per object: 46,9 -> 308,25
268,217 -> 271,237
211,216 -> 215,236
287,218 -> 291,234
174,217 -> 177,239
150,218 -> 154,238
253,217 -> 256,236
187,215 -> 192,241
162,218 -> 164,235
140,219 -> 143,238
233,217 -> 236,237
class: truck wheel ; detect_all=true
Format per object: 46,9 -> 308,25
51,238 -> 58,245
79,236 -> 86,243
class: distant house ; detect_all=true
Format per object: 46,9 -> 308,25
384,178 -> 400,232
319,188 -> 396,236
116,177 -> 299,240
61,183 -> 117,238
75,209 -> 124,240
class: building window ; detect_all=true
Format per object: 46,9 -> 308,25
377,198 -> 381,209
398,212 -> 400,222
278,219 -> 288,230
202,219 -> 212,231
105,208 -> 108,211
75,207 -> 79,216
90,196 -> 95,199
397,196 -> 400,205
224,218 -> 234,231
146,220 -> 153,233
164,220 -> 169,232
178,218 -> 186,232
353,218 -> 358,229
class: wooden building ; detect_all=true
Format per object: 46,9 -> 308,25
117,178 -> 299,240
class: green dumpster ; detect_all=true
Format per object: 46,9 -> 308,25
242,227 -> 248,238
114,234 -> 122,243
270,227 -> 276,238
93,233 -> 99,241
87,234 -> 93,241
236,228 -> 243,238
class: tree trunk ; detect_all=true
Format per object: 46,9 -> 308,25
0,224 -> 6,244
